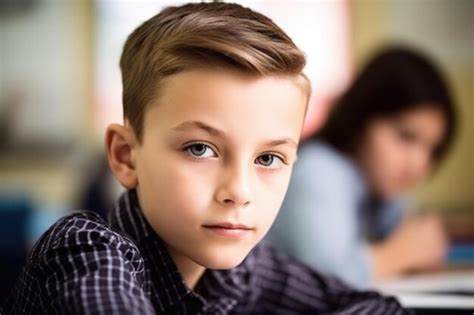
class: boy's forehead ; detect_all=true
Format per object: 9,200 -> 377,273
143,70 -> 307,142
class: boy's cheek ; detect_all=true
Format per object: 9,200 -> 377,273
262,172 -> 293,223
157,163 -> 220,216
253,181 -> 289,226
260,169 -> 293,199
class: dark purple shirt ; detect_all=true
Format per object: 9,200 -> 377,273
2,189 -> 410,314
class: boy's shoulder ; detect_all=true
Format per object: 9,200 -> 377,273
32,211 -> 140,258
2,210 -> 149,314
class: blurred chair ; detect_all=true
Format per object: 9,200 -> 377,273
0,196 -> 32,304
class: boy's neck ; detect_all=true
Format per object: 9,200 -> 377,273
166,245 -> 206,290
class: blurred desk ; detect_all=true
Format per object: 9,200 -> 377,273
377,268 -> 474,314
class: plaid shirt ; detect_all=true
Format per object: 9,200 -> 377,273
2,189 -> 409,314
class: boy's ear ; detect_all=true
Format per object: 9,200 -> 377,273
105,124 -> 139,189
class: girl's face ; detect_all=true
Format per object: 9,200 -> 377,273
356,105 -> 446,199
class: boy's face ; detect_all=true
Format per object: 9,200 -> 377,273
133,70 -> 307,269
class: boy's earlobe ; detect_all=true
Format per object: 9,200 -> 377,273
105,124 -> 139,189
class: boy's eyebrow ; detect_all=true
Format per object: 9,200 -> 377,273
170,120 -> 298,148
265,138 -> 298,149
170,120 -> 225,137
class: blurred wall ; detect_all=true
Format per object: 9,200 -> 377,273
1,0 -> 472,213
350,0 -> 473,211
0,0 -> 94,209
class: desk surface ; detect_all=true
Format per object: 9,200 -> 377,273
376,269 -> 474,310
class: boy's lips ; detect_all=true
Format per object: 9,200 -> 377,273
203,222 -> 252,229
202,222 -> 254,239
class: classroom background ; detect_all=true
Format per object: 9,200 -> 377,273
1,0 -> 473,310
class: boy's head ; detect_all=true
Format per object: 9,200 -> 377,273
106,2 -> 309,272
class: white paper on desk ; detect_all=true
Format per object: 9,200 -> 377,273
395,292 -> 474,309
376,270 -> 474,309
377,270 -> 474,293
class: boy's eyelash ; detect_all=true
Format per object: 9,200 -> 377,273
259,153 -> 288,165
182,142 -> 216,153
182,141 -> 211,148
180,143 -> 288,165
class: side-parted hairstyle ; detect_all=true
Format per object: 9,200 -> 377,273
120,2 -> 309,141
314,46 -> 456,162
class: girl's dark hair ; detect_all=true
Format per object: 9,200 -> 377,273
313,46 -> 456,162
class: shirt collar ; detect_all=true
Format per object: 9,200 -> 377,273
108,189 -> 254,313
196,253 -> 256,313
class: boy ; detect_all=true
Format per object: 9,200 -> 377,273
3,2 -> 408,314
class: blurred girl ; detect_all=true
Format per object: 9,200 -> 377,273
266,47 -> 457,287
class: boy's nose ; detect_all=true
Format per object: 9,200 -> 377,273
215,164 -> 252,208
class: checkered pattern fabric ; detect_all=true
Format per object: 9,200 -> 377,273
2,189 -> 409,314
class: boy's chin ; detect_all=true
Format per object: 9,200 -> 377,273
194,247 -> 251,270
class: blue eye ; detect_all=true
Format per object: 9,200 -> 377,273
184,143 -> 216,158
255,154 -> 283,168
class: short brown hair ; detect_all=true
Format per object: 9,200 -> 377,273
120,2 -> 309,140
